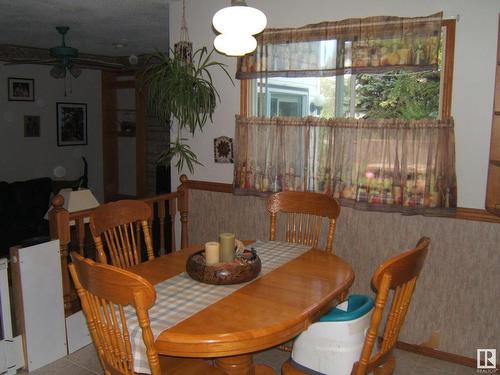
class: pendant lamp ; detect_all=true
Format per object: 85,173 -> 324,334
212,0 -> 266,56
214,33 -> 257,56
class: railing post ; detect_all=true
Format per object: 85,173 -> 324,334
158,201 -> 166,256
48,194 -> 78,316
75,217 -> 85,256
178,175 -> 190,249
169,198 -> 177,253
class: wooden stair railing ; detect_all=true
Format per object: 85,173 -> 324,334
49,190 -> 188,316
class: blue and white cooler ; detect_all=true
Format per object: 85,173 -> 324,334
290,295 -> 374,375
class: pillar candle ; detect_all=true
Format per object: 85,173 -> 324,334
219,233 -> 235,262
205,242 -> 220,265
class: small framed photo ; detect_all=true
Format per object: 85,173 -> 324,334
24,115 -> 40,137
8,77 -> 35,101
57,102 -> 87,146
214,136 -> 234,163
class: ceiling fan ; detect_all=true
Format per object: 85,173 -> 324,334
4,26 -> 127,78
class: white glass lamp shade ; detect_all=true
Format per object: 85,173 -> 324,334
214,33 -> 257,56
213,5 -> 267,35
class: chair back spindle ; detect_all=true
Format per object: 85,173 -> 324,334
267,191 -> 341,252
90,200 -> 154,268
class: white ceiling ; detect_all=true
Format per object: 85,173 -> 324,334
0,0 -> 174,57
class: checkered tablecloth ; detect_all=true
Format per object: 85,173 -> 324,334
125,241 -> 311,374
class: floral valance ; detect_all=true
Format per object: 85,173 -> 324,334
237,12 -> 442,79
233,115 -> 457,215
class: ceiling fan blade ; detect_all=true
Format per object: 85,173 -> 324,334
73,57 -> 126,68
3,58 -> 58,65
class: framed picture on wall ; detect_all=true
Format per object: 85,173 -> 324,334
8,77 -> 34,101
57,102 -> 87,146
214,136 -> 234,163
24,115 -> 40,137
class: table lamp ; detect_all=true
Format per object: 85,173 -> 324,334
45,188 -> 99,223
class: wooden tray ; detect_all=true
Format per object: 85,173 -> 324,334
186,249 -> 261,285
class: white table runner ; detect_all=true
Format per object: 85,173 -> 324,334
126,240 -> 311,374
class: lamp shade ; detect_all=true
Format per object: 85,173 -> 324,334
212,5 -> 267,35
214,33 -> 257,56
44,188 -> 100,222
60,189 -> 99,213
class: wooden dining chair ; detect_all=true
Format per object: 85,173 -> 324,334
69,252 -> 223,375
282,237 -> 431,375
90,199 -> 154,269
266,191 -> 341,252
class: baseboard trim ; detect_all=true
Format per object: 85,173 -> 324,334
455,207 -> 500,224
396,340 -> 500,369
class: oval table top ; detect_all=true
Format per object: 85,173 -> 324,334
130,242 -> 354,360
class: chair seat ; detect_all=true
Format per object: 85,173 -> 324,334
157,356 -> 225,375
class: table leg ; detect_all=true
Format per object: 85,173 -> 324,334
215,354 -> 275,375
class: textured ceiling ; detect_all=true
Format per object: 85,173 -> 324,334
0,0 -> 174,57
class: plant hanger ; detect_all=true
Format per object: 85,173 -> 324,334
174,0 -> 193,64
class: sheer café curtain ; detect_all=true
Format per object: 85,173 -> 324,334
233,12 -> 457,215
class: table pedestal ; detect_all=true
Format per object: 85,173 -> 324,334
215,354 -> 275,375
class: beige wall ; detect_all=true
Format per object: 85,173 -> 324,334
170,0 -> 499,210
186,189 -> 500,359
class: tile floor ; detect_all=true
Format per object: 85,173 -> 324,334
18,344 -> 478,375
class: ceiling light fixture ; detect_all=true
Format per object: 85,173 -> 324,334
214,33 -> 257,56
50,64 -> 66,79
69,65 -> 82,78
212,0 -> 266,56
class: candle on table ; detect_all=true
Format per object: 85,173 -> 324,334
205,242 -> 220,265
219,233 -> 235,262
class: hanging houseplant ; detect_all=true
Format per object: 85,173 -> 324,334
143,47 -> 233,173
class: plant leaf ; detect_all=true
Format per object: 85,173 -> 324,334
144,46 -> 232,172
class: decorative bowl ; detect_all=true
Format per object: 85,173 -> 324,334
186,249 -> 261,285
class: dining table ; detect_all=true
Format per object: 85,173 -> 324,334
128,240 -> 354,375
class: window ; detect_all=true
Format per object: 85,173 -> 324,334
234,14 -> 457,215
244,21 -> 454,120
